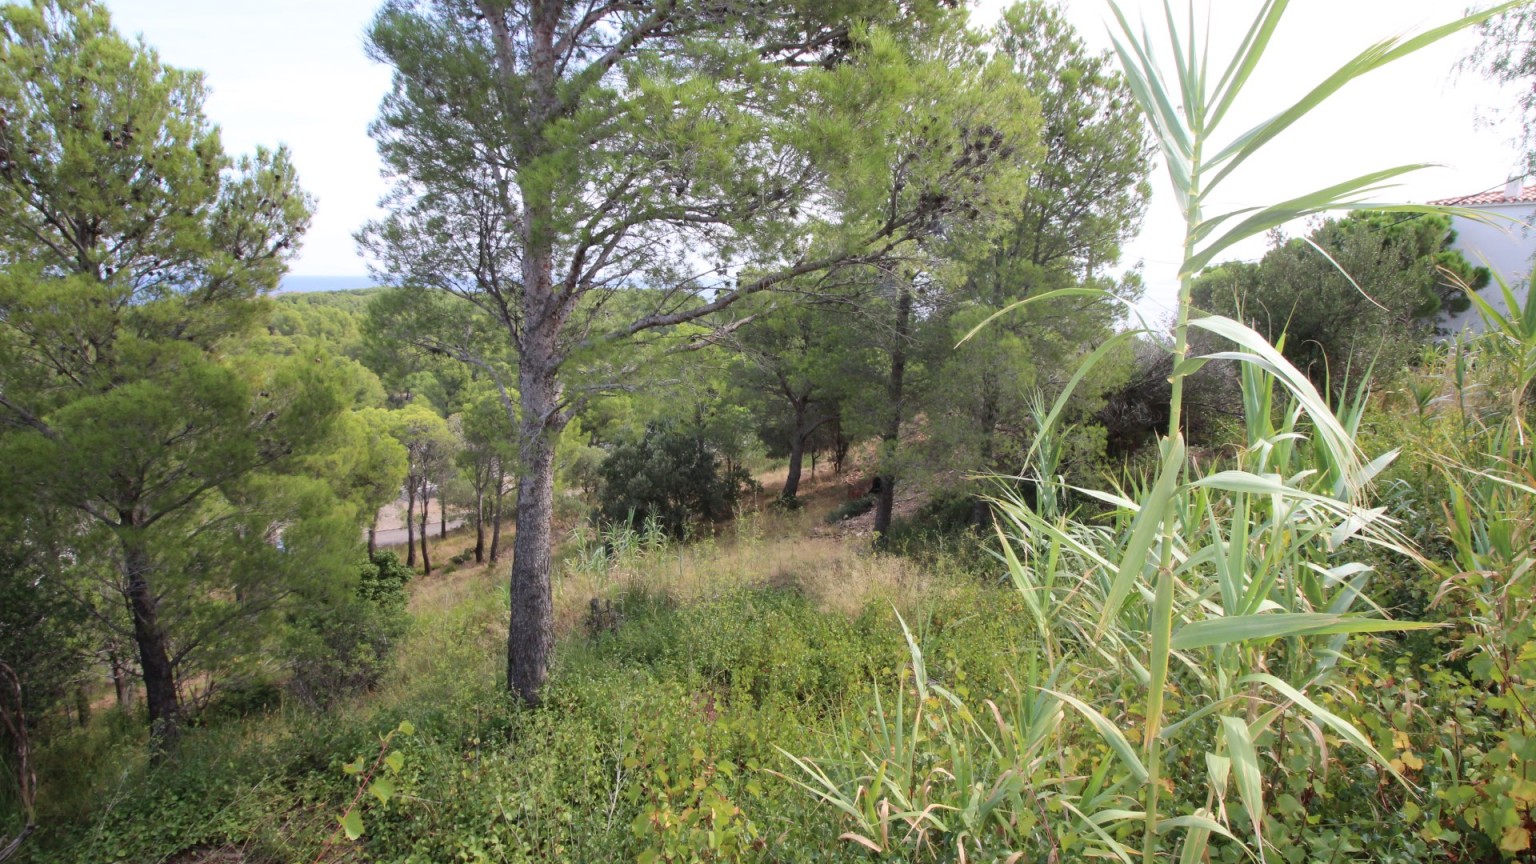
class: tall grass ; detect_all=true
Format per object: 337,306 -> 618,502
786,1 -> 1523,860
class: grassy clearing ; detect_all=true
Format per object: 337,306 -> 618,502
19,479 -> 1028,864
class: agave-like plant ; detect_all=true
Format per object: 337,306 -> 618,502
786,1 -> 1527,861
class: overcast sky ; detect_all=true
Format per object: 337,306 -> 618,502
102,1 -> 1524,318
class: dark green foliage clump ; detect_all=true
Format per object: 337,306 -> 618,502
598,422 -> 756,538
1193,210 -> 1490,389
357,550 -> 414,610
284,553 -> 413,709
823,495 -> 875,524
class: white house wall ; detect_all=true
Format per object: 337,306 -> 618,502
1442,202 -> 1536,336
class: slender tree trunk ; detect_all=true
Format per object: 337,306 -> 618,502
367,513 -> 378,557
783,434 -> 808,499
108,649 -> 128,707
120,533 -> 181,749
489,463 -> 505,564
439,494 -> 447,539
405,484 -> 417,568
474,485 -> 486,563
833,415 -> 849,475
972,374 -> 1000,527
873,282 -> 912,543
73,685 -> 90,728
783,400 -> 809,501
418,480 -> 432,574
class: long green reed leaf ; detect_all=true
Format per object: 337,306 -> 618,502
1042,688 -> 1148,783
1172,611 -> 1435,650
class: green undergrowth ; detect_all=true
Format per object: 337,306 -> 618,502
23,552 -> 1035,863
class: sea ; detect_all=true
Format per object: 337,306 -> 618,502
278,275 -> 380,294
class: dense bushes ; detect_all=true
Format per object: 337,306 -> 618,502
598,422 -> 758,538
285,552 -> 413,710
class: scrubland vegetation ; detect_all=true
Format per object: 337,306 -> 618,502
8,0 -> 1536,862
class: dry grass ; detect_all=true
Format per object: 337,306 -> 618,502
399,468 -> 965,654
549,506 -> 936,640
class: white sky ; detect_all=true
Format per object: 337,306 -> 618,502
104,0 -> 1524,320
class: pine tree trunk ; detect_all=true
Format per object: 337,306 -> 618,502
109,648 -> 128,707
367,513 -> 378,558
873,282 -> 912,543
120,534 -> 181,749
74,685 -> 91,728
418,481 -> 432,574
474,486 -> 486,563
508,369 -> 560,705
489,463 -> 505,564
505,3 -> 565,706
972,374 -> 1000,527
783,422 -> 808,501
833,415 -> 849,475
405,484 -> 417,568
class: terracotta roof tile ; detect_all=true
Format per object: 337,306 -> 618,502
1429,185 -> 1536,206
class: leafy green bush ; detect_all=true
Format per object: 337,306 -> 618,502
285,553 -> 413,709
598,422 -> 757,538
822,495 -> 874,524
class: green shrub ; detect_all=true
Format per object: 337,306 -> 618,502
822,495 -> 873,524
285,553 -> 413,709
598,422 -> 757,538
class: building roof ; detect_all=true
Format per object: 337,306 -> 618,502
1429,184 -> 1536,206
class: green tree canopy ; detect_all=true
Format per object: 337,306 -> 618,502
1193,211 -> 1490,386
359,0 -> 1038,703
0,0 -> 360,746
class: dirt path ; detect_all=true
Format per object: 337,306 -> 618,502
374,518 -> 466,548
370,494 -> 467,547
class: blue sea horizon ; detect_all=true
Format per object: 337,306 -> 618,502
278,275 -> 380,294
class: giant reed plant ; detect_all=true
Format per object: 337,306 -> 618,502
785,1 -> 1525,860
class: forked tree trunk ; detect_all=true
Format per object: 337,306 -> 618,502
120,534 -> 180,750
418,480 -> 432,574
780,392 -> 817,498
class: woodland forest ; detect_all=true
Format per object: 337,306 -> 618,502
6,0 -> 1536,861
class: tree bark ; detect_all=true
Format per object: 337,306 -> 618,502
474,486 -> 486,563
507,357 -> 561,705
783,401 -> 809,501
972,373 -> 1000,527
418,480 -> 432,574
120,534 -> 181,749
367,514 -> 378,558
504,2 -> 564,706
872,282 -> 912,543
405,483 -> 417,568
786,430 -> 811,498
489,462 -> 505,564
73,685 -> 90,728
833,415 -> 850,475
108,648 -> 128,707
